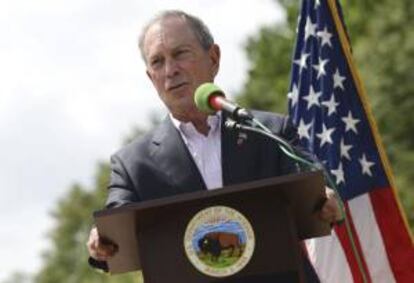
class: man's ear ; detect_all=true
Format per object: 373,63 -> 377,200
209,44 -> 221,78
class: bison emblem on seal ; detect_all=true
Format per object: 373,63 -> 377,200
198,232 -> 242,261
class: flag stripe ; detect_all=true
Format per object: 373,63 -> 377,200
306,235 -> 354,282
289,0 -> 414,281
348,193 -> 396,283
326,0 -> 413,238
370,188 -> 414,282
335,204 -> 372,283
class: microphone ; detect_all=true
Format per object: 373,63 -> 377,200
194,82 -> 253,121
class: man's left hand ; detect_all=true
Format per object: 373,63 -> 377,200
319,187 -> 344,224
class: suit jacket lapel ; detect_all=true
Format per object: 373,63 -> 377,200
151,118 -> 207,194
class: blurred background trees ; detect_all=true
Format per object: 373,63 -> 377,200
34,163 -> 142,283
237,0 -> 413,229
7,0 -> 410,282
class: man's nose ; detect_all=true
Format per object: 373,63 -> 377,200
165,58 -> 180,78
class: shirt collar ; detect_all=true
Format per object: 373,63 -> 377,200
169,112 -> 222,138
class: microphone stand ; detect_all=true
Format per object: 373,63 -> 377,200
224,117 -> 345,220
225,117 -> 376,283
223,116 -> 383,283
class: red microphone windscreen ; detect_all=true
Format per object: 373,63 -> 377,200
208,94 -> 224,111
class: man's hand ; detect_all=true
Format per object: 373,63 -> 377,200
86,227 -> 118,261
318,187 -> 344,224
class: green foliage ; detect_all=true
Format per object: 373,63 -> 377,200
33,2 -> 413,282
236,0 -> 414,231
238,26 -> 295,114
35,163 -> 142,283
351,0 -> 414,228
336,0 -> 414,230
34,115 -> 164,283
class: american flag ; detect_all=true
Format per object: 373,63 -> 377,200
287,0 -> 414,282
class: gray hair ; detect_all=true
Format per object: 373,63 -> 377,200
138,10 -> 215,63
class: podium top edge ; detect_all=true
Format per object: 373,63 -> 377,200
94,170 -> 323,218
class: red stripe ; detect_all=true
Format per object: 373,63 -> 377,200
369,188 -> 414,282
335,203 -> 372,283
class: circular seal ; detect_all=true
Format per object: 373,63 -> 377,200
184,206 -> 255,278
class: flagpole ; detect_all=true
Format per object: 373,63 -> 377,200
326,0 -> 413,243
322,1 -> 378,282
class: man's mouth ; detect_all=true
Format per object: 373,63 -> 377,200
167,82 -> 188,91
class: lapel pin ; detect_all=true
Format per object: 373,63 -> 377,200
237,132 -> 248,146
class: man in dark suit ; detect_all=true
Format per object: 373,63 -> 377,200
87,10 -> 341,282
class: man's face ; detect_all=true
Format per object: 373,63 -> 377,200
143,16 -> 220,120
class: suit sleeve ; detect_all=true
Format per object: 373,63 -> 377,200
105,154 -> 140,208
89,154 -> 140,271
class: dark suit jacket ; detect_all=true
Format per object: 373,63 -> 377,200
105,111 -> 301,207
91,110 -> 320,282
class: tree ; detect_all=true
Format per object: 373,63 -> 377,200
351,0 -> 414,225
34,115 -> 164,282
34,1 -> 413,281
35,163 -> 142,283
236,0 -> 414,229
34,108 -> 165,282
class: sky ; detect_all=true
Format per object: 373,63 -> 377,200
0,0 -> 285,281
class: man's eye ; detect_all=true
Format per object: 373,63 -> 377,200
176,49 -> 190,58
150,58 -> 162,68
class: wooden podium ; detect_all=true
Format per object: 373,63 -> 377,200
94,171 -> 330,283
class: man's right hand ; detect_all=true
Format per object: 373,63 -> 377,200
87,227 -> 118,261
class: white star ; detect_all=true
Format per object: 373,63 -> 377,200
342,111 -> 360,134
288,84 -> 299,107
321,95 -> 339,116
359,154 -> 375,177
316,123 -> 335,147
312,57 -> 329,79
317,26 -> 333,48
340,138 -> 353,161
304,16 -> 317,41
331,162 -> 345,185
303,86 -> 322,110
294,52 -> 310,73
297,119 -> 312,140
315,0 -> 321,9
333,68 -> 346,90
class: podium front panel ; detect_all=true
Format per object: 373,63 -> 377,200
95,171 -> 330,282
137,189 -> 301,282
